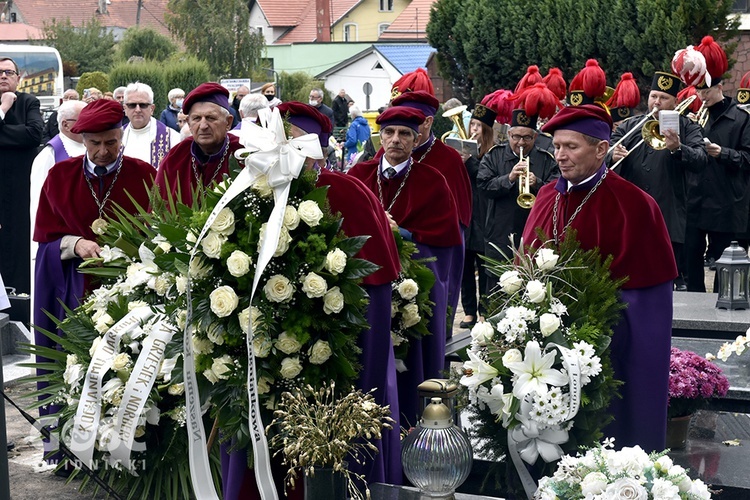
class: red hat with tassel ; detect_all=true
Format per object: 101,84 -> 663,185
510,82 -> 561,129
514,65 -> 543,94
695,35 -> 728,89
391,68 -> 435,100
480,89 -> 515,125
737,71 -> 750,105
543,68 -> 567,101
568,59 -> 607,106
606,73 -> 640,121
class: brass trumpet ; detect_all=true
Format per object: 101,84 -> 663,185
517,146 -> 536,208
694,101 -> 709,128
441,105 -> 469,141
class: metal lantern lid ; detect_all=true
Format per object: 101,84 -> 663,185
421,398 -> 453,429
716,241 -> 750,266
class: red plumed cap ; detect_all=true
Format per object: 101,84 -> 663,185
514,65 -> 543,94
543,68 -> 567,100
569,59 -> 607,98
606,73 -> 640,109
391,68 -> 434,100
676,86 -> 702,114
696,35 -> 728,81
481,89 -> 514,124
741,71 -> 750,89
510,83 -> 561,120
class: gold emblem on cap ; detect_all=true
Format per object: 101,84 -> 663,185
391,86 -> 401,100
618,107 -> 629,118
474,105 -> 487,118
570,92 -> 583,106
739,90 -> 750,104
516,111 -> 530,126
657,75 -> 674,91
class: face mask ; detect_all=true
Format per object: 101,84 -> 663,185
309,99 -> 318,106
265,94 -> 275,102
175,99 -> 184,108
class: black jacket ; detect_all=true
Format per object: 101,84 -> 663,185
611,113 -> 707,243
332,95 -> 349,127
464,155 -> 488,252
688,97 -> 750,233
477,142 -> 559,258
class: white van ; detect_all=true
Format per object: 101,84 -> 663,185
0,44 -> 64,112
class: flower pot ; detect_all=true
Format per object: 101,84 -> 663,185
666,414 -> 693,450
303,466 -> 347,500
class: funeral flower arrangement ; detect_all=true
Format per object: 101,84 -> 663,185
668,347 -> 729,419
26,120 -> 378,498
534,440 -> 712,500
268,382 -> 395,500
459,236 -> 624,494
389,235 -> 435,362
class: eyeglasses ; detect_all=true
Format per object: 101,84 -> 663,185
125,102 -> 152,109
510,133 -> 535,142
0,70 -> 17,77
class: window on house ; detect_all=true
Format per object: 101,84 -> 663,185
734,0 -> 749,11
379,0 -> 394,11
378,23 -> 390,36
344,23 -> 358,42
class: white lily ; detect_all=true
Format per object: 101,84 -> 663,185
505,341 -> 568,398
460,350 -> 499,388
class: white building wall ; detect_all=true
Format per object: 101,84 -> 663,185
322,51 -> 400,112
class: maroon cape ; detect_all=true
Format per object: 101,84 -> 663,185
349,159 -> 461,247
34,155 -> 155,243
521,165 -> 677,289
155,135 -> 242,206
317,168 -> 400,285
376,136 -> 472,228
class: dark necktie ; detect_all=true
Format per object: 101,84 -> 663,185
94,166 -> 107,192
384,167 -> 397,179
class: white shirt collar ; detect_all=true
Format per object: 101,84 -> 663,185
567,171 -> 598,191
380,156 -> 411,176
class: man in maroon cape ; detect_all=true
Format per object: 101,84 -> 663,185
349,106 -> 462,430
521,104 -> 677,452
155,82 -> 242,206
33,98 -> 155,466
220,103 -> 402,499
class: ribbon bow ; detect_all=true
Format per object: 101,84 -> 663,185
509,398 -> 568,465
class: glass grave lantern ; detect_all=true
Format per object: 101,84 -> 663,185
715,241 -> 750,310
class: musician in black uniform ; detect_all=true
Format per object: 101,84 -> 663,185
610,71 -> 707,291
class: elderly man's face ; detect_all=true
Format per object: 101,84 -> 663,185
552,129 -> 608,185
83,129 -> 123,167
188,102 -> 233,155
114,91 -> 125,103
0,60 -> 19,94
508,126 -> 537,157
381,125 -> 420,165
61,107 -> 83,142
124,90 -> 155,130
62,89 -> 79,101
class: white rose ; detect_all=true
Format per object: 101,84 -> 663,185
324,248 -> 347,275
207,322 -> 225,345
238,307 -> 251,334
189,257 -> 212,279
66,354 -> 78,367
211,355 -> 234,380
250,306 -> 263,331
264,275 -> 295,303
127,300 -> 149,311
534,248 -> 559,271
95,319 -> 111,334
192,335 -> 214,355
502,348 -> 523,365
275,331 -> 302,354
252,174 -> 273,197
203,367 -> 219,384
581,471 -> 608,496
499,270 -> 523,294
154,274 -> 172,296
210,207 -> 236,235
604,477 -> 648,500
301,272 -> 328,298
201,231 -> 226,259
176,309 -> 188,330
470,321 -> 495,346
525,280 -> 546,303
309,340 -> 332,365
391,301 -> 399,318
176,276 -> 188,295
226,250 -> 252,277
168,383 -> 184,396
63,363 -> 84,388
688,479 -> 711,500
253,336 -> 272,358
401,303 -> 421,328
264,225 -> 292,257
539,313 -> 561,337
323,287 -> 345,315
283,205 -> 300,230
112,353 -> 130,372
279,357 -> 303,379
397,279 -> 419,300
257,376 -> 273,394
297,200 -> 324,227
209,285 -> 239,318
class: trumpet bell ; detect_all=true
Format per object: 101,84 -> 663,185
641,120 -> 667,150
517,192 -> 536,209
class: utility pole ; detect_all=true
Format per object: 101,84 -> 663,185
136,0 -> 142,26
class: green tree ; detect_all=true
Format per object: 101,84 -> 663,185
76,71 -> 110,95
41,17 -> 115,75
118,27 -> 177,62
277,71 -> 333,104
165,0 -> 265,78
